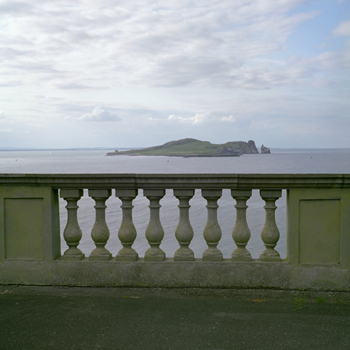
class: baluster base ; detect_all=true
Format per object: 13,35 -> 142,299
174,247 -> 194,261
62,247 -> 85,261
202,248 -> 223,261
260,248 -> 281,262
89,247 -> 112,261
144,247 -> 166,261
116,248 -> 138,261
231,247 -> 252,261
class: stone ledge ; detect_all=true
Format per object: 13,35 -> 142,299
1,260 -> 349,291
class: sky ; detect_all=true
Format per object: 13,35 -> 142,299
0,0 -> 349,149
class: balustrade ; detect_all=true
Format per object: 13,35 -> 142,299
5,173 -> 350,264
57,187 -> 285,261
2,173 -> 350,290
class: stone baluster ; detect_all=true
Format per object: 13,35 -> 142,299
260,190 -> 282,261
88,189 -> 112,261
60,189 -> 85,260
202,189 -> 223,261
173,189 -> 195,261
231,190 -> 252,261
115,189 -> 138,261
144,189 -> 166,261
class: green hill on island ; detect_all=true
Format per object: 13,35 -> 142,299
106,138 -> 261,157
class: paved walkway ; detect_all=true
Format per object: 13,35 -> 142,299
1,285 -> 350,350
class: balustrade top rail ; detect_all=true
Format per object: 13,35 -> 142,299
0,173 -> 350,189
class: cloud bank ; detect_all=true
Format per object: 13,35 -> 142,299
79,106 -> 120,122
0,0 -> 349,148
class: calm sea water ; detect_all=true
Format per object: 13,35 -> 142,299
1,148 -> 350,259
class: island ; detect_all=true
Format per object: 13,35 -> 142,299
106,138 -> 264,157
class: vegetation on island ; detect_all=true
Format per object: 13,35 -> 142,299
106,138 -> 261,157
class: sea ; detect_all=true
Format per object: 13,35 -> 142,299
1,148 -> 350,259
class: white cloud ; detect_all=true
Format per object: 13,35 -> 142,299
167,112 -> 216,124
78,106 -> 120,122
167,114 -> 193,123
0,1 -> 349,148
333,20 -> 350,37
0,0 -> 323,91
193,112 -> 213,124
221,115 -> 236,122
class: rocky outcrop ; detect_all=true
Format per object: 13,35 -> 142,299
247,140 -> 259,154
224,140 -> 259,154
261,145 -> 271,154
217,146 -> 242,156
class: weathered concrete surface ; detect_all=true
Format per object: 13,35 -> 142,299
0,285 -> 350,350
1,259 -> 350,291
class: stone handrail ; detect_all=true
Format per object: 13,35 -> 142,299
1,173 -> 350,291
0,173 -> 349,188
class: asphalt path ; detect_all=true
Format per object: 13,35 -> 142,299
1,286 -> 350,350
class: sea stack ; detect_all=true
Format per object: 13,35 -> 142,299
247,140 -> 259,154
261,145 -> 271,154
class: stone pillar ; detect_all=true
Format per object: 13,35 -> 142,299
88,189 -> 112,261
202,189 -> 223,261
60,189 -> 85,260
231,190 -> 252,261
144,189 -> 166,261
0,186 -> 60,262
260,190 -> 282,261
173,189 -> 195,261
115,189 -> 138,261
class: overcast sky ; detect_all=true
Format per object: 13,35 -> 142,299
0,0 -> 349,149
